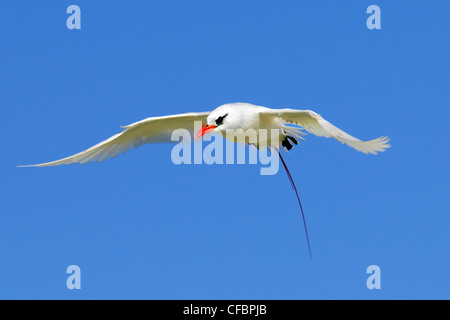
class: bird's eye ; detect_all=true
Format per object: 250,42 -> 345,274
215,113 -> 228,126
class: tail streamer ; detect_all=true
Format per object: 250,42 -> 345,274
278,152 -> 313,261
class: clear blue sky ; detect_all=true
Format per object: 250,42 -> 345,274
1,1 -> 449,299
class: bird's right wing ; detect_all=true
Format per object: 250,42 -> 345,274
19,112 -> 210,167
261,108 -> 390,154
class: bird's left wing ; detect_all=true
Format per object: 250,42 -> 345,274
20,112 -> 210,167
260,108 -> 390,154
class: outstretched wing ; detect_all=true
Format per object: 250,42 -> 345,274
261,109 -> 390,154
20,112 -> 210,167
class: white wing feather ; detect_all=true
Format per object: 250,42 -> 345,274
262,109 -> 390,154
20,112 -> 210,167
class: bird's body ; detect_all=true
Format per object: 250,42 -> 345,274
206,103 -> 298,149
20,102 -> 390,260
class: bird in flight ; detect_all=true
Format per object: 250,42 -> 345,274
20,102 -> 390,260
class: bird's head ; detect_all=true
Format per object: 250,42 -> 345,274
195,105 -> 236,139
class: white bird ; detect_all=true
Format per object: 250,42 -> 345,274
20,102 -> 390,259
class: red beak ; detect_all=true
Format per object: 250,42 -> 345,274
195,123 -> 218,139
